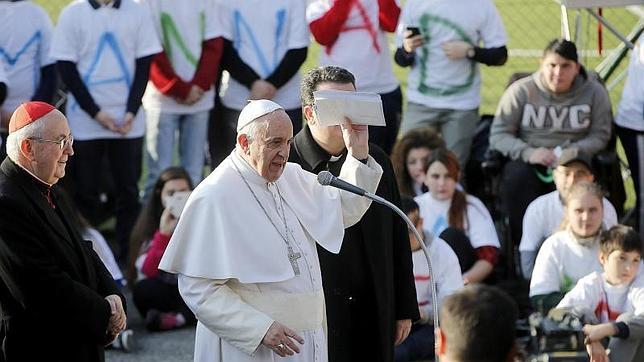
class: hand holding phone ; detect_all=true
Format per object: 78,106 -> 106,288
406,26 -> 421,38
403,26 -> 424,53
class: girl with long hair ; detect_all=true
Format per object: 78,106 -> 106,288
415,148 -> 500,284
128,166 -> 196,331
391,126 -> 445,196
530,181 -> 606,312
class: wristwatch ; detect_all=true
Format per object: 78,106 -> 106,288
466,46 -> 475,59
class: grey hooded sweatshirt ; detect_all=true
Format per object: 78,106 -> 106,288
489,71 -> 612,162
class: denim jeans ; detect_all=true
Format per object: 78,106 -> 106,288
144,109 -> 209,197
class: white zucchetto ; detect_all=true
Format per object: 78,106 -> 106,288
236,99 -> 284,132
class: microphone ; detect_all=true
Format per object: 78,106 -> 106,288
317,171 -> 367,197
317,169 -> 440,335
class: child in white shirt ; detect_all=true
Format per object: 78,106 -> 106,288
556,225 -> 644,362
530,181 -> 608,313
395,196 -> 463,362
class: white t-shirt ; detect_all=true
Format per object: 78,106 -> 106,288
0,1 -> 54,113
412,235 -> 463,323
557,271 -> 644,322
396,0 -> 506,110
615,38 -> 644,131
50,0 -> 162,140
217,0 -> 309,111
306,0 -> 398,94
141,0 -> 224,114
415,192 -> 500,249
520,190 -> 618,252
530,230 -> 603,297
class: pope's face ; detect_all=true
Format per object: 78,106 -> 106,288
248,110 -> 293,182
30,111 -> 74,184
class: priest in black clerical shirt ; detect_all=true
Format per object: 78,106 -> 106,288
289,66 -> 419,362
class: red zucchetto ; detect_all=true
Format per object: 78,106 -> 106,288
8,101 -> 56,134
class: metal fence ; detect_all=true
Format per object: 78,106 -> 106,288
34,0 -> 644,114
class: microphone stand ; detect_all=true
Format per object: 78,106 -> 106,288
362,191 -> 440,360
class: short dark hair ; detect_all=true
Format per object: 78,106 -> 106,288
600,225 -> 643,257
440,285 -> 517,362
300,66 -> 356,106
544,38 -> 578,63
400,195 -> 419,215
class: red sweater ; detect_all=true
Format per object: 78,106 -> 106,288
309,0 -> 400,48
149,37 -> 223,99
141,230 -> 171,279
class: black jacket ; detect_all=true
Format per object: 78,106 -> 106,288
0,158 -> 124,362
289,126 -> 419,362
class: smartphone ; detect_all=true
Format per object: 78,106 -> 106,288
406,26 -> 421,38
166,191 -> 191,218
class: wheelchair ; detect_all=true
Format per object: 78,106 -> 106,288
464,115 -> 627,282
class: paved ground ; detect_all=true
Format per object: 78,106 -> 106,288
106,292 -> 195,362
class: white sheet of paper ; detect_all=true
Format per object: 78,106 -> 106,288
313,90 -> 386,127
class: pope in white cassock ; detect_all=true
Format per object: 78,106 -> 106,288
159,99 -> 383,361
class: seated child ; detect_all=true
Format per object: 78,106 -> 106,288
530,181 -> 606,312
395,196 -> 463,362
556,225 -> 644,362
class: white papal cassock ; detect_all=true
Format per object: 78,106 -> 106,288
159,150 -> 383,362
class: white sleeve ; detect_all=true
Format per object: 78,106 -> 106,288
36,5 -> 55,66
434,238 -> 464,308
479,0 -> 507,48
394,0 -> 413,47
616,40 -> 644,129
631,287 -> 644,316
178,275 -> 274,356
338,155 -> 383,228
135,5 -> 163,58
530,237 -> 563,297
466,197 -> 500,248
287,0 -> 310,49
520,200 -> 546,252
556,274 -> 598,319
50,6 -> 80,62
306,0 -> 330,23
603,198 -> 618,228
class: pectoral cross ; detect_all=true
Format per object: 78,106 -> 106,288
287,246 -> 302,276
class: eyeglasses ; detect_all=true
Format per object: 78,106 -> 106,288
29,134 -> 74,150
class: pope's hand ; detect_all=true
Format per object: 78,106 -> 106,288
261,321 -> 304,357
340,118 -> 369,161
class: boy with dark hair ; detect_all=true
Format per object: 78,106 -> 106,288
395,196 -> 462,361
557,225 -> 644,362
437,284 -> 517,362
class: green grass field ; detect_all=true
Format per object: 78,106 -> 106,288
36,0 -> 641,210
